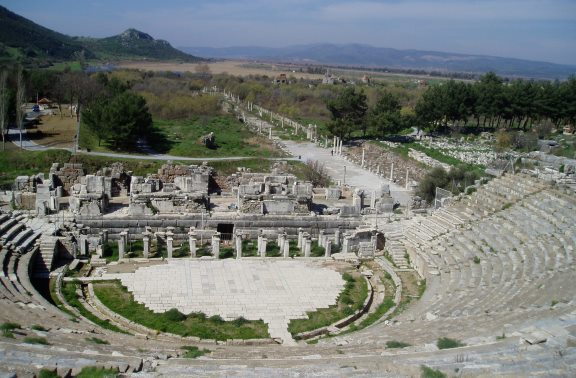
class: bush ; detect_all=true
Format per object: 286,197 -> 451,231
473,256 -> 480,264
38,369 -> 59,378
76,366 -> 118,378
386,340 -> 411,349
181,345 -> 210,359
165,308 -> 187,322
23,336 -> 49,345
420,365 -> 446,378
437,337 -> 465,349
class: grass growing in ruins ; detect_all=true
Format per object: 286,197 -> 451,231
23,336 -> 49,345
288,272 -> 368,336
181,345 -> 211,358
386,340 -> 411,349
93,280 -> 270,340
437,337 -> 465,349
31,324 -> 48,332
76,366 -> 118,378
61,281 -> 129,334
310,242 -> 326,257
86,336 -> 109,345
38,369 -> 60,378
0,148 -> 72,189
421,365 -> 447,378
148,116 -> 286,158
0,322 -> 21,338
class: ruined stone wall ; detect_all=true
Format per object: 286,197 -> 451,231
49,163 -> 85,195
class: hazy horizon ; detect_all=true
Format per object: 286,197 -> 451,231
2,0 -> 575,66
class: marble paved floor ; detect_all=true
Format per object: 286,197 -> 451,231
103,259 -> 345,344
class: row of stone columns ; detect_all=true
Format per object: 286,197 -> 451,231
332,136 -> 343,155
116,227 -> 347,260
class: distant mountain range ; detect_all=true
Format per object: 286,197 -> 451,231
182,44 -> 576,80
0,5 -> 203,66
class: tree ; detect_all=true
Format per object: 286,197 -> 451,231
84,92 -> 152,150
326,87 -> 367,139
16,67 -> 26,149
369,90 -> 404,136
0,71 -> 7,150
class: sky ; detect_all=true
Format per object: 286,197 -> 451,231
2,0 -> 575,65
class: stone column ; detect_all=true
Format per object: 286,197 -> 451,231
304,236 -> 312,258
361,148 -> 365,167
79,235 -> 88,256
142,232 -> 150,259
319,230 -> 325,248
166,231 -> 174,259
342,233 -> 351,254
277,232 -> 284,251
212,233 -> 220,259
297,227 -> 304,248
325,240 -> 332,258
117,235 -> 126,260
334,228 -> 341,247
235,233 -> 242,259
188,228 -> 197,258
405,169 -> 410,190
101,230 -> 108,245
260,237 -> 267,258
281,234 -> 290,257
389,163 -> 394,181
269,127 -> 272,139
371,190 -> 377,209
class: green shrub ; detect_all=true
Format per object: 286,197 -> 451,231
386,340 -> 411,349
76,366 -> 118,378
31,324 -> 48,332
38,369 -> 59,378
437,337 -> 465,349
420,365 -> 446,378
165,308 -> 187,322
0,322 -> 21,337
473,256 -> 480,264
86,336 -> 109,345
181,345 -> 210,359
23,336 -> 49,345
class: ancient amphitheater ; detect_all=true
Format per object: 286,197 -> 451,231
0,163 -> 575,376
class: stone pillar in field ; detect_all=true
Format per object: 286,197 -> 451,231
325,240 -> 332,258
79,235 -> 88,256
282,234 -> 290,257
318,230 -> 325,248
342,233 -> 351,254
212,233 -> 220,259
361,148 -> 365,167
142,231 -> 151,259
118,233 -> 126,260
405,169 -> 410,190
304,236 -> 312,257
389,163 -> 394,181
277,232 -> 285,254
334,228 -> 341,247
259,237 -> 267,258
297,227 -> 304,248
188,227 -> 197,258
371,190 -> 377,209
235,233 -> 242,259
166,230 -> 174,259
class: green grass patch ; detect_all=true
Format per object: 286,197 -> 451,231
421,365 -> 446,378
61,281 -> 129,334
38,369 -> 59,378
288,272 -> 368,336
31,324 -> 48,332
0,322 -> 21,338
181,345 -> 211,358
23,336 -> 49,345
437,337 -> 465,349
76,366 -> 118,378
148,116 -> 285,158
386,340 -> 411,349
0,148 -> 72,190
85,336 -> 109,345
93,280 -> 269,340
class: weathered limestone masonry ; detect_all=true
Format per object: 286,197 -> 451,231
235,172 -> 312,215
129,163 -> 212,216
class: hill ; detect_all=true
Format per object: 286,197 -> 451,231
182,43 -> 576,80
0,5 -> 203,67
76,28 -> 202,62
0,5 -> 90,65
